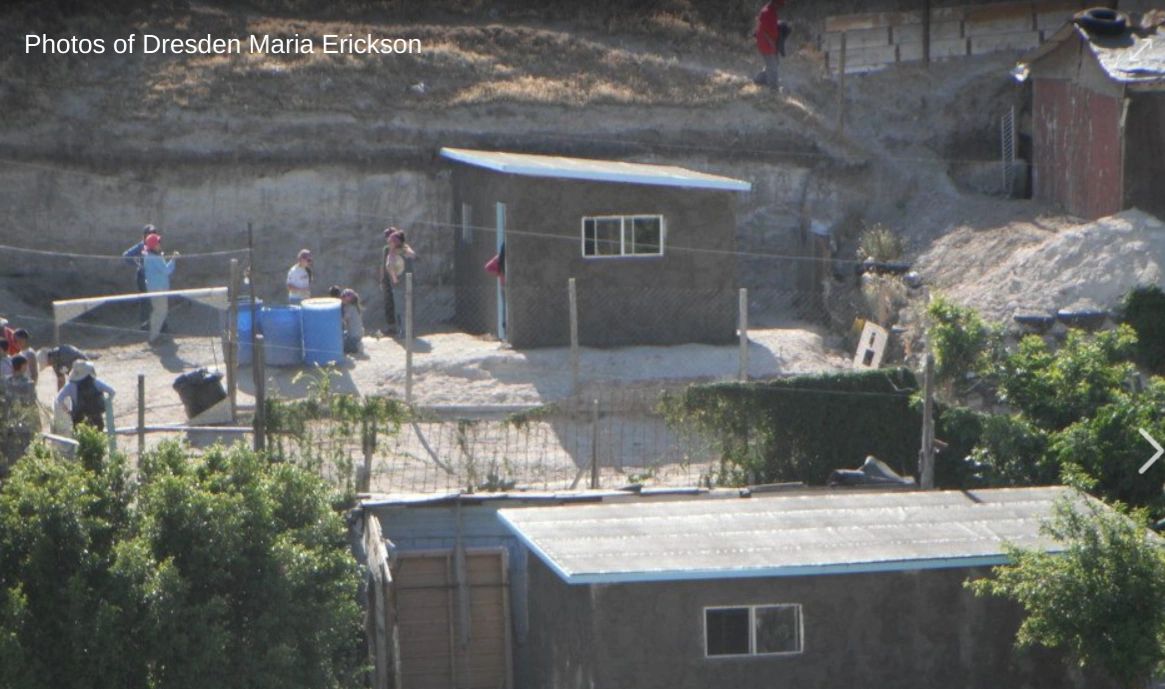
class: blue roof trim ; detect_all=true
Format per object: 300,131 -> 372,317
439,147 -> 752,192
496,510 -> 578,583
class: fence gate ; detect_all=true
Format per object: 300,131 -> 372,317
394,548 -> 512,689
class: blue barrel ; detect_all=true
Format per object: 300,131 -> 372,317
301,297 -> 344,367
259,305 -> 303,367
236,298 -> 263,366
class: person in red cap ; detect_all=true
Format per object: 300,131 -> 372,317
754,0 -> 789,90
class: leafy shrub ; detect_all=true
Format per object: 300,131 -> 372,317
1119,285 -> 1165,374
661,369 -> 921,486
927,295 -> 993,387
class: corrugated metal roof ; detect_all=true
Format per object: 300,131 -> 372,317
1021,22 -> 1165,85
439,147 -> 752,192
499,487 -> 1081,584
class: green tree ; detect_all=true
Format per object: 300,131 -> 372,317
1120,285 -> 1165,375
926,295 -> 994,391
0,435 -> 364,689
968,495 -> 1165,689
993,326 -> 1136,431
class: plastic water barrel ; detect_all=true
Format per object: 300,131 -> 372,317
301,297 -> 344,367
260,305 -> 303,367
236,298 -> 263,366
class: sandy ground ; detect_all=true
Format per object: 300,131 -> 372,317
32,324 -> 849,428
23,324 -> 850,493
915,209 -> 1165,324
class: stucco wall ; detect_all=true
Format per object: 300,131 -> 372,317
450,166 -> 740,348
525,555 -> 1111,689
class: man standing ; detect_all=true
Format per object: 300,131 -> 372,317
754,0 -> 787,90
123,224 -> 158,329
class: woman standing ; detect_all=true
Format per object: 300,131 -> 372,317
287,249 -> 313,304
142,233 -> 177,342
379,228 -> 416,335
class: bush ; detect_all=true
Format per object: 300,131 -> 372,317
856,223 -> 904,263
662,368 -> 921,486
1119,285 -> 1165,374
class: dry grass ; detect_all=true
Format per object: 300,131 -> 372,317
0,2 -> 766,121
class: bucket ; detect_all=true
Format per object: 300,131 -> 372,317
173,368 -> 227,419
236,298 -> 263,366
301,297 -> 344,367
259,305 -> 303,367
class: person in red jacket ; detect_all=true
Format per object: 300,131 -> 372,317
754,0 -> 787,89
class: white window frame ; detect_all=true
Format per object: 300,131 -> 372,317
580,214 -> 666,258
703,604 -> 804,658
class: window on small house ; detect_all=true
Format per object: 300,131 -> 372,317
705,605 -> 802,657
582,215 -> 665,257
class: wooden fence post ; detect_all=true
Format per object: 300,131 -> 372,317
589,398 -> 600,489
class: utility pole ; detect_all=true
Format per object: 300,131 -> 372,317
919,353 -> 935,489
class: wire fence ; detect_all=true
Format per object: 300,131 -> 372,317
0,214 -> 909,492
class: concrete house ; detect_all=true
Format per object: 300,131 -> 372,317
440,148 -> 751,348
1018,13 -> 1165,219
497,487 -> 1114,689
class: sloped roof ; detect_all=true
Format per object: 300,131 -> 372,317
499,486 -> 1084,585
1020,21 -> 1165,85
439,147 -> 752,192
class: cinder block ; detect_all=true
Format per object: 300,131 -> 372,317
965,14 -> 1036,36
892,23 -> 924,44
930,20 -> 966,41
931,37 -> 971,60
1036,10 -> 1075,30
970,30 -> 1042,54
835,44 -> 899,71
822,26 -> 892,52
897,40 -> 924,62
892,20 -> 964,44
825,11 -> 921,33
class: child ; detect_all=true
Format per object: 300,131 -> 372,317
340,289 -> 365,354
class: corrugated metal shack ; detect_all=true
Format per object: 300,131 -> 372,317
1019,11 -> 1165,219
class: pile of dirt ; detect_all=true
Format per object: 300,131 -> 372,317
915,209 -> 1165,323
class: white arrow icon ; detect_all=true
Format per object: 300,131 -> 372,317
1138,428 -> 1163,474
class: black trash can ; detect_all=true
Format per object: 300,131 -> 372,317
173,368 -> 227,419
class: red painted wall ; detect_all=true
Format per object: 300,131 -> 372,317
1032,78 -> 1123,219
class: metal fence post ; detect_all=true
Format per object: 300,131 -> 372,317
569,278 -> 579,394
738,288 -> 749,382
227,258 -> 239,421
405,272 -> 414,405
253,333 -> 266,452
589,398 -> 600,489
137,373 -> 146,459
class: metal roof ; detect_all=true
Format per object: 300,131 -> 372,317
1020,22 -> 1165,85
498,487 -> 1080,585
439,147 -> 752,192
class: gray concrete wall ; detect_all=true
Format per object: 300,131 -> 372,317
524,555 -> 1113,689
452,166 -> 740,348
